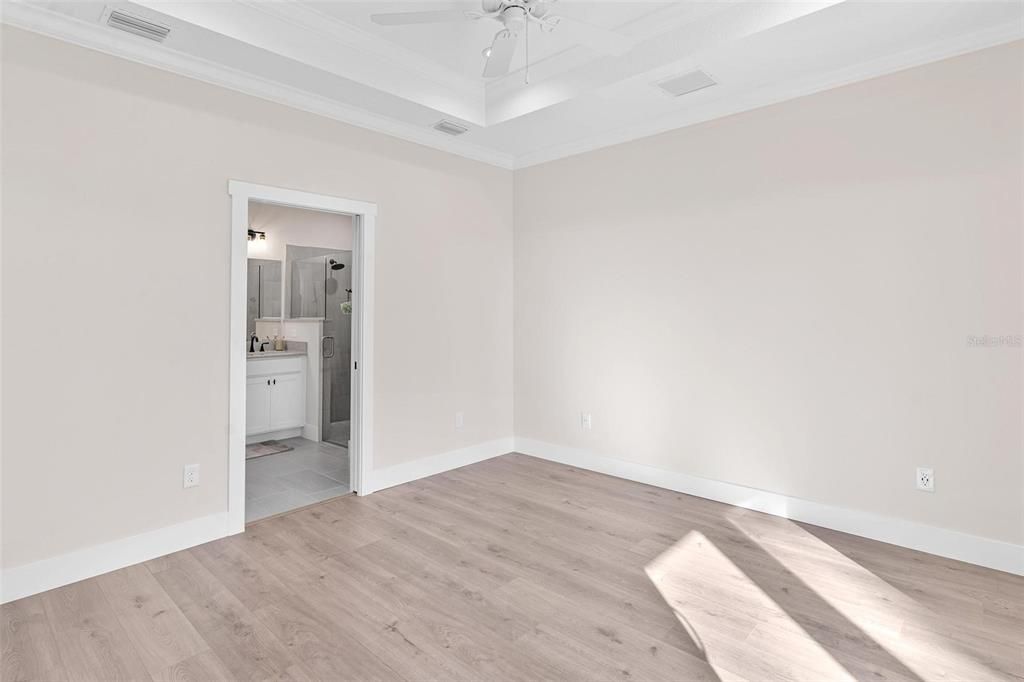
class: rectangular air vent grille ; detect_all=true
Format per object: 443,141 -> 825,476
432,120 -> 469,136
105,8 -> 171,42
655,70 -> 716,98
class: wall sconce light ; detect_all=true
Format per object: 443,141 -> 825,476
247,229 -> 267,242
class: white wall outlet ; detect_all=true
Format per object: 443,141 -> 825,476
580,412 -> 593,430
455,411 -> 464,429
916,466 -> 934,492
183,463 -> 200,488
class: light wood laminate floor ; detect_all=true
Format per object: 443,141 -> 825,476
3,454 -> 1022,681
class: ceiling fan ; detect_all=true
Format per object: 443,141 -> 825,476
370,0 -> 636,79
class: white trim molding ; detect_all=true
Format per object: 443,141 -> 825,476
351,213 -> 375,497
370,438 -> 515,493
1,512 -> 230,604
228,181 -> 377,217
514,438 -> 1024,577
246,427 -> 303,445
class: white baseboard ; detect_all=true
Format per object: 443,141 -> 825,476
246,427 -> 302,445
1,512 -> 232,604
515,438 -> 1024,576
1,438 -> 513,603
8,435 -> 1015,604
370,437 -> 514,493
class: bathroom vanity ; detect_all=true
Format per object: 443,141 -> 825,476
245,351 -> 307,439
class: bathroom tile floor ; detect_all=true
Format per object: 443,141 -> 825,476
245,437 -> 350,523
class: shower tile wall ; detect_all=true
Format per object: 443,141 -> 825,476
326,250 -> 352,428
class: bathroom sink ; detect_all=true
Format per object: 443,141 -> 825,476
247,349 -> 305,358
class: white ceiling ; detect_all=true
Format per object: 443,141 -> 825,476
313,1 -> 676,79
7,1 -> 1023,168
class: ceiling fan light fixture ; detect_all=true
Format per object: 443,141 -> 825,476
371,0 -> 637,79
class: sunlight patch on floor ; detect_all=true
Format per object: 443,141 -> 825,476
645,519 -> 1018,681
645,530 -> 854,681
725,514 -> 1015,681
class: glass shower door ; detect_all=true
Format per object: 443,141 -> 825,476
285,247 -> 352,449
321,251 -> 352,448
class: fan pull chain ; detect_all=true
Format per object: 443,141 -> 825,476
525,17 -> 530,85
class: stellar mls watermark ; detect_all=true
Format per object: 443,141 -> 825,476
967,334 -> 1022,348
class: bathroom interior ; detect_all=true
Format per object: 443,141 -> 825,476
245,200 -> 354,522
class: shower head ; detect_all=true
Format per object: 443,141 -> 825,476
329,259 -> 345,271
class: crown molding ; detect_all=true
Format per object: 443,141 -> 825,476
1,1 -> 515,170
512,21 -> 1024,169
3,1 -> 1018,173
136,0 -> 484,124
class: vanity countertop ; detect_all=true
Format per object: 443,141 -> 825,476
247,349 -> 306,360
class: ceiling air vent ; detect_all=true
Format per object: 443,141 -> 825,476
655,70 -> 716,98
432,120 -> 469,136
104,8 -> 171,42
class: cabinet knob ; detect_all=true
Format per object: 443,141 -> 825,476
267,379 -> 270,386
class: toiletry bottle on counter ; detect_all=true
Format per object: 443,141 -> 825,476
274,336 -> 285,351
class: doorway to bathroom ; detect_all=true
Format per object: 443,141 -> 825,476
229,181 -> 376,532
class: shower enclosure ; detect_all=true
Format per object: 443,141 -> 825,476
287,246 -> 353,448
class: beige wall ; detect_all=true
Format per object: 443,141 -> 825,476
0,27 -> 513,569
247,202 -> 353,261
514,42 -> 1023,544
2,25 -> 1020,574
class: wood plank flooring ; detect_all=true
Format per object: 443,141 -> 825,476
3,453 -> 1022,681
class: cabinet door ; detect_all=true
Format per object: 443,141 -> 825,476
269,372 -> 305,431
246,376 -> 272,435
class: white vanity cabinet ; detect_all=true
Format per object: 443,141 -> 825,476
245,354 -> 307,437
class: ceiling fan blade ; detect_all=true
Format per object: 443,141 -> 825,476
371,10 -> 477,26
482,30 -> 519,78
544,15 -> 635,55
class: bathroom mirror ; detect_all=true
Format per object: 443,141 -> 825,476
246,258 -> 282,336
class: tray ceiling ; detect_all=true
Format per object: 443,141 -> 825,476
6,1 -> 1023,168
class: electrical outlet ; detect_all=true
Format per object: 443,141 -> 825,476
455,411 -> 464,429
183,463 -> 200,489
916,466 -> 934,492
580,412 -> 593,430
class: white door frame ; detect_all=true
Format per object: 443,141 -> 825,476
228,180 -> 376,534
